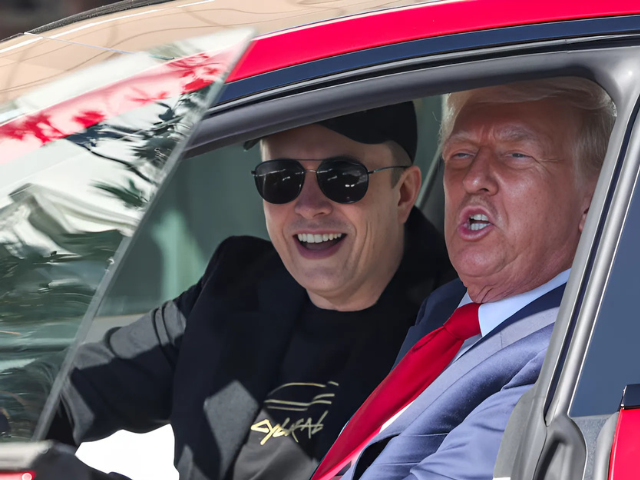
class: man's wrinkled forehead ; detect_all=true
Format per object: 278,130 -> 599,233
445,124 -> 554,147
443,100 -> 571,154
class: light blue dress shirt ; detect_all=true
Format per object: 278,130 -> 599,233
454,268 -> 570,359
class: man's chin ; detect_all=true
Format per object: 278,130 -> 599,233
453,251 -> 503,285
292,268 -> 346,295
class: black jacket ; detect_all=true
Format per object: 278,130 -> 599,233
49,208 -> 454,480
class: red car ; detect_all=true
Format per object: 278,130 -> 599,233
1,1 -> 640,479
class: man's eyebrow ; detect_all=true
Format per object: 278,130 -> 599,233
494,126 -> 544,143
443,132 -> 471,146
444,126 -> 549,146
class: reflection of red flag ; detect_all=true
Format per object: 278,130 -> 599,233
0,48 -> 233,164
72,111 -> 107,129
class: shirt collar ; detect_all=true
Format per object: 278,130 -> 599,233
458,269 -> 570,337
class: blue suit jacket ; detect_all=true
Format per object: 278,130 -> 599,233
341,279 -> 565,480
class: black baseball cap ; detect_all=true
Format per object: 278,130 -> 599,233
243,101 -> 418,162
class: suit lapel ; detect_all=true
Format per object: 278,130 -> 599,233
376,330 -> 504,440
201,256 -> 306,479
459,284 -> 566,359
361,284 -> 565,449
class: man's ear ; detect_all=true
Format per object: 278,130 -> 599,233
397,165 -> 422,223
579,187 -> 595,233
579,203 -> 591,233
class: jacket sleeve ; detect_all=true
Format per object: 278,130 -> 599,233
403,348 -> 547,480
48,238 -> 232,444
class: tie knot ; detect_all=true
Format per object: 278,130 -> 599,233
444,302 -> 481,340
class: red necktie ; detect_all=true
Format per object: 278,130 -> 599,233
312,302 -> 481,480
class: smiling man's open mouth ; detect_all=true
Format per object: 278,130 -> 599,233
296,233 -> 346,250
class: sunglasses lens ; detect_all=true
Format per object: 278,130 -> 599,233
317,160 -> 369,204
254,160 -> 305,204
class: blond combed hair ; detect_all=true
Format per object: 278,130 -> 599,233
440,77 -> 617,180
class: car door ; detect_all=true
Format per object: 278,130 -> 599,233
0,27 -> 253,473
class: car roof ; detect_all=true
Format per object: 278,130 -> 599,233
227,0 -> 640,82
1,0 -> 640,104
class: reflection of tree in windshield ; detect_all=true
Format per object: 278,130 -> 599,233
0,87 -> 211,442
69,89 -> 208,187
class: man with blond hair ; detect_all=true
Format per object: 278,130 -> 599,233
311,77 -> 616,480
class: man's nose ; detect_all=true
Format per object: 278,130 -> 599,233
293,171 -> 333,218
462,149 -> 498,195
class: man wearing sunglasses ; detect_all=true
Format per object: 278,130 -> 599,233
10,103 -> 454,480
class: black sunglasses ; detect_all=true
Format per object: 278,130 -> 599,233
251,157 -> 408,205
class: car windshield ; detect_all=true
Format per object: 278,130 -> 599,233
0,29 -> 251,442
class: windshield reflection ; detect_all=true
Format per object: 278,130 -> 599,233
0,29 -> 250,441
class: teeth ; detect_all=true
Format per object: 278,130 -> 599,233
297,233 -> 343,243
470,214 -> 489,221
469,223 -> 489,231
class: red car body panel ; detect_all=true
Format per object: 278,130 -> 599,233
609,408 -> 640,480
227,0 -> 640,82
